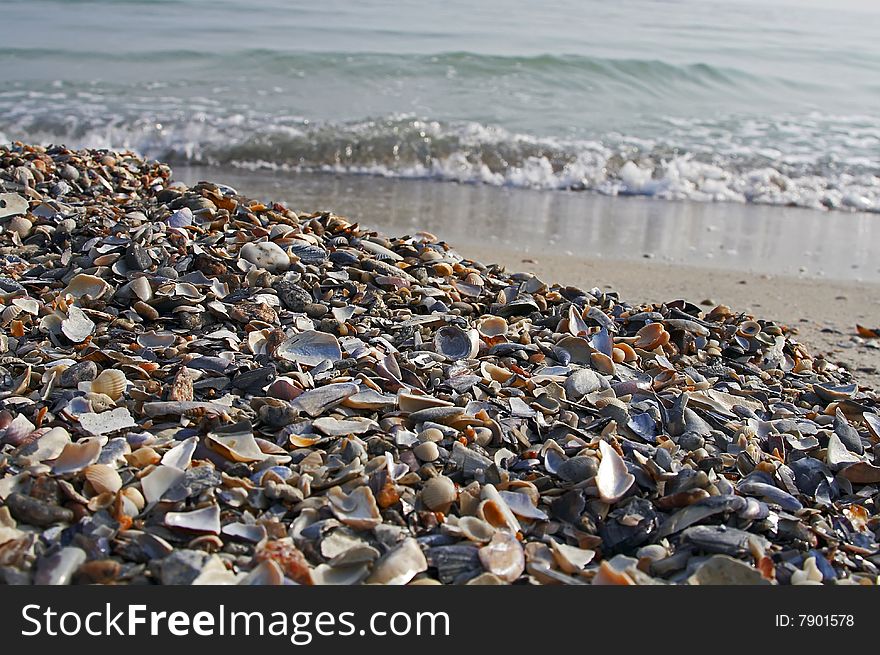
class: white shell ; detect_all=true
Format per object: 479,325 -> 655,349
63,274 -> 111,300
141,465 -> 186,504
365,538 -> 427,585
52,437 -> 102,475
276,330 -> 342,367
478,531 -> 524,582
596,440 -> 635,503
164,504 -> 221,534
61,305 -> 95,343
84,464 -> 123,494
433,325 -> 479,361
327,486 -> 382,529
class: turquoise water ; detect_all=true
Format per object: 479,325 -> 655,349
1,0 -> 878,211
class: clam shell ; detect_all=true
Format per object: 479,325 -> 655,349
61,305 -> 95,343
477,315 -> 508,338
88,369 -> 127,401
433,325 -> 479,361
596,440 -> 635,504
276,330 -> 342,367
52,437 -> 102,475
63,274 -> 111,300
137,331 -> 176,349
84,464 -> 123,494
549,540 -> 595,573
15,426 -> 71,465
458,516 -> 496,543
421,476 -> 457,512
164,504 -> 221,534
365,538 -> 427,585
478,532 -> 524,583
206,431 -> 269,463
327,486 -> 382,529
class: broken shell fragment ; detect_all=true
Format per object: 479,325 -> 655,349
596,440 -> 635,504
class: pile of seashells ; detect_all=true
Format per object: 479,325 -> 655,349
0,142 -> 878,585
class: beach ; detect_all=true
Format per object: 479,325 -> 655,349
176,167 -> 880,389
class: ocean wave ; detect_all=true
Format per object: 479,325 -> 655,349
1,88 -> 877,213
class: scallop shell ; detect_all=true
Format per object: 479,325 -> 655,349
87,369 -> 127,401
433,325 -> 479,361
63,274 -> 111,300
84,464 -> 123,494
327,486 -> 382,529
61,305 -> 95,343
420,476 -> 457,512
596,440 -> 635,504
52,437 -> 102,475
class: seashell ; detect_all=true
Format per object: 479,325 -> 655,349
458,516 -> 496,543
2,413 -> 36,446
84,464 -> 123,494
596,440 -> 635,504
291,382 -> 358,417
365,538 -> 427,585
15,426 -> 71,465
239,560 -> 285,586
556,336 -> 592,365
477,315 -> 508,339
478,531 -> 524,582
127,276 -> 153,302
266,376 -> 303,401
122,487 -> 145,512
592,559 -> 636,585
160,437 -> 198,470
16,299 -> 39,328
343,389 -> 397,410
137,331 -> 176,349
480,484 -> 521,533
207,430 -> 269,463
433,325 -> 479,361
289,434 -> 322,448
590,351 -> 615,375
480,361 -> 515,383
421,476 -> 457,512
0,304 -> 22,326
276,330 -> 342,367
78,407 -> 136,436
549,540 -> 595,573
52,437 -> 102,475
63,274 -> 111,300
813,382 -> 857,404
413,441 -> 440,462
398,392 -> 453,413
0,192 -> 28,219
327,486 -> 382,529
737,320 -> 762,338
634,323 -> 669,350
312,563 -> 371,586
61,305 -> 95,343
140,465 -> 186,504
87,369 -> 127,401
567,304 -> 590,336
498,490 -> 548,521
222,522 -> 267,543
164,504 -> 221,534
312,416 -> 374,436
240,241 -> 290,272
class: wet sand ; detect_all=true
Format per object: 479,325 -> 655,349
177,166 -> 880,386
